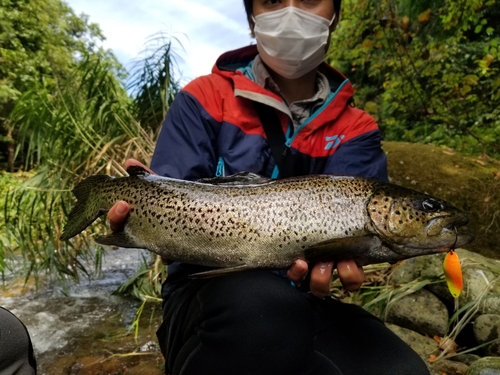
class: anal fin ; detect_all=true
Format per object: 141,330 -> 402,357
95,232 -> 143,249
189,264 -> 252,279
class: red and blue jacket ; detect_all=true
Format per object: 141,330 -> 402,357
151,45 -> 388,182
151,45 -> 388,294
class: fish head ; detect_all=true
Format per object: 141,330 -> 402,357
367,185 -> 474,256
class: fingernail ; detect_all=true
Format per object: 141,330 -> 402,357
116,201 -> 127,215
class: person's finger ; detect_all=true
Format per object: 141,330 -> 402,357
108,200 -> 130,232
309,261 -> 334,298
287,259 -> 309,285
337,259 -> 364,291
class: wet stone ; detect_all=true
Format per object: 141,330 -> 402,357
430,358 -> 469,375
466,357 -> 500,375
139,340 -> 161,352
473,314 -> 500,356
385,323 -> 439,357
386,289 -> 449,337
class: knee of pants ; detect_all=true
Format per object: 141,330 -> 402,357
169,271 -> 317,375
194,270 -> 315,350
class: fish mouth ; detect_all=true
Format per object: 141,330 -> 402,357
442,226 -> 474,248
423,214 -> 474,248
442,213 -> 474,248
427,213 -> 468,235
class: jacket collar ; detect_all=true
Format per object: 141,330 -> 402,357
212,45 -> 354,134
213,45 -> 351,94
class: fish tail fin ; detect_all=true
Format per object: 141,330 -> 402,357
60,175 -> 113,241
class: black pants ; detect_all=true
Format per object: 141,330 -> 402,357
156,271 -> 430,375
0,307 -> 37,375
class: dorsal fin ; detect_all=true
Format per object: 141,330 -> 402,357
198,172 -> 272,186
126,165 -> 151,177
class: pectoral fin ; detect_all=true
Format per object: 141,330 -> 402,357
189,264 -> 252,279
96,232 -> 144,249
304,236 -> 382,263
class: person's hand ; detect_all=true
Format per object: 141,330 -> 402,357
106,159 -> 171,265
287,259 -> 364,298
108,159 -> 151,230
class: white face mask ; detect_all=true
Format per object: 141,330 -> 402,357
253,7 -> 335,79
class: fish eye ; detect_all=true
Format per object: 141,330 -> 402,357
421,199 -> 442,212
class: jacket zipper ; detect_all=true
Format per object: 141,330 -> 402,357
284,79 -> 349,148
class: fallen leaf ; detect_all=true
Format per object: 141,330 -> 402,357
439,337 -> 458,353
475,159 -> 486,166
427,354 -> 438,363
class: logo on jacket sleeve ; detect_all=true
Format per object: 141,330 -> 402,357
324,135 -> 345,150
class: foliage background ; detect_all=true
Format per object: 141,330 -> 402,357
0,0 -> 179,286
327,0 -> 500,157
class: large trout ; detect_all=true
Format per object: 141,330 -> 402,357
61,166 -> 473,276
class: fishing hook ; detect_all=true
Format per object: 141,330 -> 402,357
450,226 -> 458,251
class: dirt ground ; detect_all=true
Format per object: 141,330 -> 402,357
383,141 -> 500,260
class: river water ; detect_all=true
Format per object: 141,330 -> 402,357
0,249 -> 165,375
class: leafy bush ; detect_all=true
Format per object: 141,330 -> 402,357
328,0 -> 500,157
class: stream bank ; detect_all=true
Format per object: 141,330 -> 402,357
0,248 -> 164,375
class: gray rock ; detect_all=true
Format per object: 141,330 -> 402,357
389,253 -> 444,285
389,249 -> 500,315
461,267 -> 500,316
388,252 -> 456,306
138,340 -> 160,352
452,353 -> 481,366
466,357 -> 500,375
430,358 -> 469,375
386,323 -> 439,357
473,314 -> 500,356
386,289 -> 449,337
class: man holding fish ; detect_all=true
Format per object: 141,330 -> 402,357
107,0 -> 432,374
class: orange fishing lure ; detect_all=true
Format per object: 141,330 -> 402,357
443,250 -> 463,298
